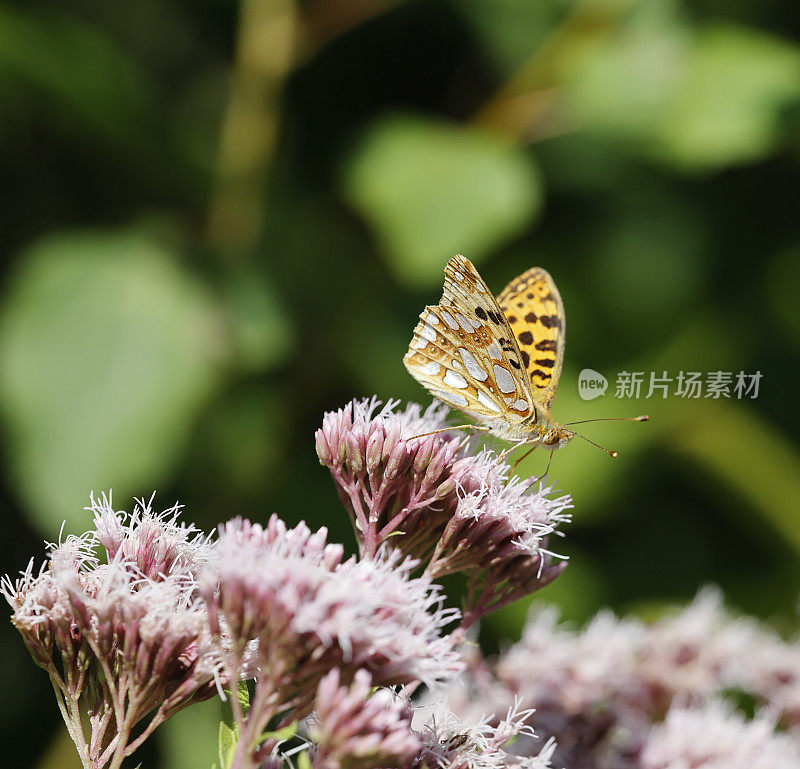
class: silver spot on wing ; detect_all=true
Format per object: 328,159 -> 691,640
435,389 -> 468,407
493,364 -> 516,394
443,370 -> 469,389
477,391 -> 501,413
457,348 -> 488,381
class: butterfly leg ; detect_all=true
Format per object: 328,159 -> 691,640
533,449 -> 555,484
491,438 -> 531,472
509,443 -> 538,475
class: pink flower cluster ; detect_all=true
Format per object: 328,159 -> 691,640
3,494 -> 221,769
436,588 -> 800,769
309,669 -> 420,769
412,698 -> 557,769
641,703 -> 799,769
4,484 -> 468,769
316,398 -> 572,629
201,516 -> 462,768
10,396 -> 794,769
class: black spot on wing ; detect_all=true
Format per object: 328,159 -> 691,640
539,315 -> 561,329
535,339 -> 557,352
474,307 -> 487,320
524,312 -> 537,323
521,351 -> 530,368
487,310 -> 503,325
535,358 -> 555,368
518,331 -> 534,345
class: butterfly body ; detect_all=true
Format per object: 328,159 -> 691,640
404,255 -> 575,453
520,409 -> 575,449
471,402 -> 571,448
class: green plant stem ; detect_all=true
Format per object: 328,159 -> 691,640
474,0 -> 636,142
207,0 -> 297,257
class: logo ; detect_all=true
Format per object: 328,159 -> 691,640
578,369 -> 608,400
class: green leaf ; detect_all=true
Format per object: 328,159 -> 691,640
234,680 -> 251,717
655,25 -> 800,168
0,229 -> 224,533
0,6 -> 153,147
218,720 -> 238,769
256,721 -> 298,749
565,15 -> 800,169
343,114 -> 543,287
563,7 -> 689,145
454,0 -> 557,72
220,266 -> 293,373
218,682 -> 250,769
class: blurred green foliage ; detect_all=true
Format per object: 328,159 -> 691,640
344,114 -> 543,284
0,0 -> 798,767
0,229 -> 225,531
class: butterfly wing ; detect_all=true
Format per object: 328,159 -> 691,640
496,267 -> 565,410
404,255 -> 535,426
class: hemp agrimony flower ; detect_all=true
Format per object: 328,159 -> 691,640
316,398 -> 572,629
309,668 -> 420,769
641,702 -> 800,769
2,494 -> 222,769
8,397 -> 578,769
428,458 -> 571,630
316,397 -> 468,559
201,515 -> 462,769
413,699 -> 556,769
91,491 -> 213,580
437,588 -> 800,769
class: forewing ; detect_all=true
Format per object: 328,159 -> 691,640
496,267 -> 565,409
404,255 -> 534,423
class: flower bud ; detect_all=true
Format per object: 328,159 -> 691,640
345,433 -> 364,474
422,446 -> 448,489
384,441 -> 409,480
413,438 -> 436,475
315,429 -> 333,465
434,477 -> 457,500
381,424 -> 401,463
366,429 -> 384,474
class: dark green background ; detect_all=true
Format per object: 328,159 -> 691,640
2,0 -> 799,766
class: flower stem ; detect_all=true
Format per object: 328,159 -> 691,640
49,677 -> 91,769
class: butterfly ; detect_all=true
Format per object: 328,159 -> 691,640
404,255 -> 646,461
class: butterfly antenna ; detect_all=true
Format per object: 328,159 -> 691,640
570,431 -> 619,458
564,415 -> 649,426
